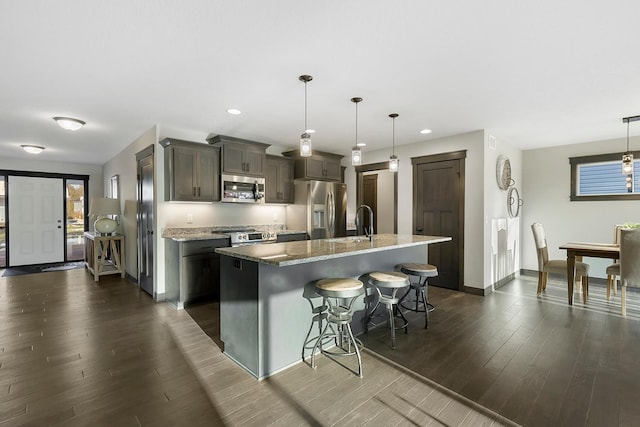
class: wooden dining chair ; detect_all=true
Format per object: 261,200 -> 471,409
606,225 -> 623,300
531,223 -> 590,297
620,228 -> 640,317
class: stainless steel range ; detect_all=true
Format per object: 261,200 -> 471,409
228,230 -> 277,247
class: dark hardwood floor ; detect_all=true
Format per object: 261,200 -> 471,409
2,268 -> 638,426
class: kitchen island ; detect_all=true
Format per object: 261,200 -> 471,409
216,233 -> 451,379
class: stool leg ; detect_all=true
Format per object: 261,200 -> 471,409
345,324 -> 363,378
421,286 -> 429,329
387,304 -> 396,349
311,322 -> 330,369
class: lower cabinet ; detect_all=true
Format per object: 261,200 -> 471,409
276,232 -> 309,242
165,238 -> 230,308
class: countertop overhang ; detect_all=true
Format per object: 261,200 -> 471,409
215,234 -> 451,266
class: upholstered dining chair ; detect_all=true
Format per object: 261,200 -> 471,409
620,228 -> 640,317
531,223 -> 590,297
606,225 -> 623,300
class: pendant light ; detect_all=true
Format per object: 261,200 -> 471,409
622,116 -> 639,173
351,97 -> 363,166
389,113 -> 399,172
299,75 -> 313,157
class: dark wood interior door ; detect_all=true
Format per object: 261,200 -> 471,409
413,152 -> 465,290
362,174 -> 378,233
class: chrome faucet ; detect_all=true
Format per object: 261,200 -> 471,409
355,204 -> 374,242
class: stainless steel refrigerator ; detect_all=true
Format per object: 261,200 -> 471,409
287,181 -> 347,239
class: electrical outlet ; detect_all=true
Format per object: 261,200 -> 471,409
187,214 -> 193,224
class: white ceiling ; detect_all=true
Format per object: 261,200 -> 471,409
2,0 -> 640,165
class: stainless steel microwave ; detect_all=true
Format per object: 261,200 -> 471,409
221,174 -> 265,203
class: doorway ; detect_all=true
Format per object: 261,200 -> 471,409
356,162 -> 397,234
136,145 -> 155,296
412,151 -> 466,291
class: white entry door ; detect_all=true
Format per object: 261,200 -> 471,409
8,176 -> 64,266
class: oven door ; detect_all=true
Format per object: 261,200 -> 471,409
221,175 -> 265,203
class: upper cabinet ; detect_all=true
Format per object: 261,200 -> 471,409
207,135 -> 269,177
160,138 -> 220,202
283,150 -> 344,182
265,155 -> 294,204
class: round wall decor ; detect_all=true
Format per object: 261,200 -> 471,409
507,186 -> 524,218
496,155 -> 513,190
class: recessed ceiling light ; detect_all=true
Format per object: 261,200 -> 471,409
21,145 -> 45,154
356,142 -> 366,147
420,128 -> 432,134
226,109 -> 242,115
53,117 -> 85,131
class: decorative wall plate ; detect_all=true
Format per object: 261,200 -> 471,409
507,186 -> 524,218
496,155 -> 513,190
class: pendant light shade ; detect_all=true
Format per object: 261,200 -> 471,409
299,75 -> 313,157
389,113 -> 399,172
351,97 -> 363,166
622,115 -> 640,192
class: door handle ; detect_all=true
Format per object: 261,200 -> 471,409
416,228 -> 423,233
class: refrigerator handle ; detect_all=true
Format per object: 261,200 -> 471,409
328,191 -> 335,234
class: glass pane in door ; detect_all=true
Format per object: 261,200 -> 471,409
0,176 -> 5,267
66,179 -> 85,261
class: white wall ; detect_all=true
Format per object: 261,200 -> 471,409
522,137 -> 640,278
345,130 -> 488,289
483,133 -> 523,287
102,126 -> 157,280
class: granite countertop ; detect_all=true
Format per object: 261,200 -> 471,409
161,226 -> 307,241
215,234 -> 451,267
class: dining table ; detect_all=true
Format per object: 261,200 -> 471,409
559,242 -> 620,305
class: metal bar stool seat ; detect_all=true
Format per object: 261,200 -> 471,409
311,278 -> 364,378
366,271 -> 410,349
397,263 -> 438,329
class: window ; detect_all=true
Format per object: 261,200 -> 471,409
570,152 -> 640,201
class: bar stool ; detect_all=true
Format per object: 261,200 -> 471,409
397,263 -> 438,329
311,278 -> 364,378
366,271 -> 410,349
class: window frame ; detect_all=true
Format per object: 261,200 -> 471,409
570,151 -> 640,201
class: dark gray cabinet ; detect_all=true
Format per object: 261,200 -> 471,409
160,138 -> 220,202
283,150 -> 343,182
207,135 -> 269,177
165,238 -> 230,308
276,232 -> 308,242
266,155 -> 294,203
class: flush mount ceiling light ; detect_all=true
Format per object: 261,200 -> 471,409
420,128 -> 432,134
53,116 -> 85,131
21,144 -> 45,154
299,75 -> 313,157
351,97 -> 363,166
389,113 -> 399,172
226,108 -> 242,115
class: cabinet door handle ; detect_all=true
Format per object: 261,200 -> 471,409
197,187 -> 201,197
193,187 -> 196,197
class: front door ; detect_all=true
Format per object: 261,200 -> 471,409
412,151 -> 466,290
136,146 -> 154,296
8,176 -> 64,266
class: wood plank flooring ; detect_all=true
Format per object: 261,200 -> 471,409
4,268 -> 637,426
0,269 -> 512,426
360,276 -> 640,427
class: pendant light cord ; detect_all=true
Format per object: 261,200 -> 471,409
392,116 -> 396,156
355,101 -> 358,144
304,82 -> 308,132
627,120 -> 630,152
